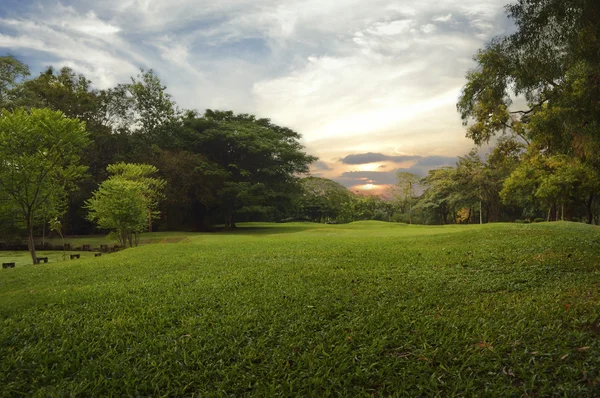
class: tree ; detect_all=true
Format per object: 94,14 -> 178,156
181,110 -> 317,228
0,108 -> 89,264
395,172 -> 420,224
298,177 -> 354,222
0,55 -> 30,108
86,163 -> 165,247
502,153 -> 600,221
457,0 -> 600,150
105,162 -> 166,232
416,167 -> 458,225
455,151 -> 485,224
128,69 -> 178,159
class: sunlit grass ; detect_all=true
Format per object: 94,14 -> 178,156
1,221 -> 599,396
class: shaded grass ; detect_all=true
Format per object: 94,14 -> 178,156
1,221 -> 599,396
14,231 -> 201,249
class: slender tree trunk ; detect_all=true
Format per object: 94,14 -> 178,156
26,217 -> 39,264
586,193 -> 594,224
561,203 -> 564,221
148,208 -> 153,233
479,200 -> 483,225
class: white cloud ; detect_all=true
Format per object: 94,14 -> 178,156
0,0 -> 511,176
434,13 -> 453,22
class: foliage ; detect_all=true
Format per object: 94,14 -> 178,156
394,172 -> 420,224
502,152 -> 600,221
0,108 -> 89,263
0,55 -> 30,108
297,176 -> 354,222
180,110 -> 317,227
457,0 -> 600,149
457,0 -> 600,224
86,163 -> 165,247
1,222 -> 600,395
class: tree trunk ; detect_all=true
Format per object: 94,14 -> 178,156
26,218 -> 39,264
479,200 -> 483,225
586,193 -> 594,224
148,208 -> 153,233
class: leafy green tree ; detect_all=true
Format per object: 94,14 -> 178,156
416,167 -> 458,225
0,108 -> 89,263
0,55 -> 30,108
106,162 -> 166,232
298,177 -> 353,222
181,110 -> 317,228
502,153 -> 600,221
128,69 -> 178,158
86,163 -> 165,247
457,0 -> 600,150
482,137 -> 525,221
395,172 -> 420,224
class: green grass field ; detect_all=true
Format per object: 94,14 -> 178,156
1,221 -> 599,396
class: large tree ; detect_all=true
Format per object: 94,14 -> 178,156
181,110 -> 317,228
298,177 -> 354,222
0,108 -> 89,263
457,0 -> 600,150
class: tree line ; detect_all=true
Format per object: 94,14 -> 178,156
0,61 -> 319,251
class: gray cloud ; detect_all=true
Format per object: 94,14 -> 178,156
340,152 -> 420,164
332,153 -> 458,188
312,161 -> 333,171
340,152 -> 456,167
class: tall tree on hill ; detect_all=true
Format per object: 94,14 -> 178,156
457,0 -> 600,223
0,108 -> 89,264
0,55 -> 30,109
180,110 -> 317,228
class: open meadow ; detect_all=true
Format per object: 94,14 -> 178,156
1,221 -> 599,396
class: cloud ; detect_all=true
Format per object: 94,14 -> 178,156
340,152 -> 456,167
0,0 -> 512,177
434,14 -> 453,22
312,161 -> 333,171
341,152 -> 419,165
326,152 -> 457,188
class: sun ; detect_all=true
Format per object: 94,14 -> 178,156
357,163 -> 384,172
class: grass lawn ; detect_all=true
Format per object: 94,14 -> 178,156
34,231 -> 201,249
1,221 -> 599,396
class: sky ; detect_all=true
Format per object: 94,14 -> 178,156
0,0 -> 514,194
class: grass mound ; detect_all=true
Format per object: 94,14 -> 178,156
1,222 -> 599,396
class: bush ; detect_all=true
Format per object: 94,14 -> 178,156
515,219 -> 531,224
533,218 -> 545,223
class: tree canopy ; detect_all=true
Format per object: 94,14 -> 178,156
0,108 -> 89,263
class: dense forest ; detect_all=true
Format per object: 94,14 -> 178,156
1,0 -> 599,250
